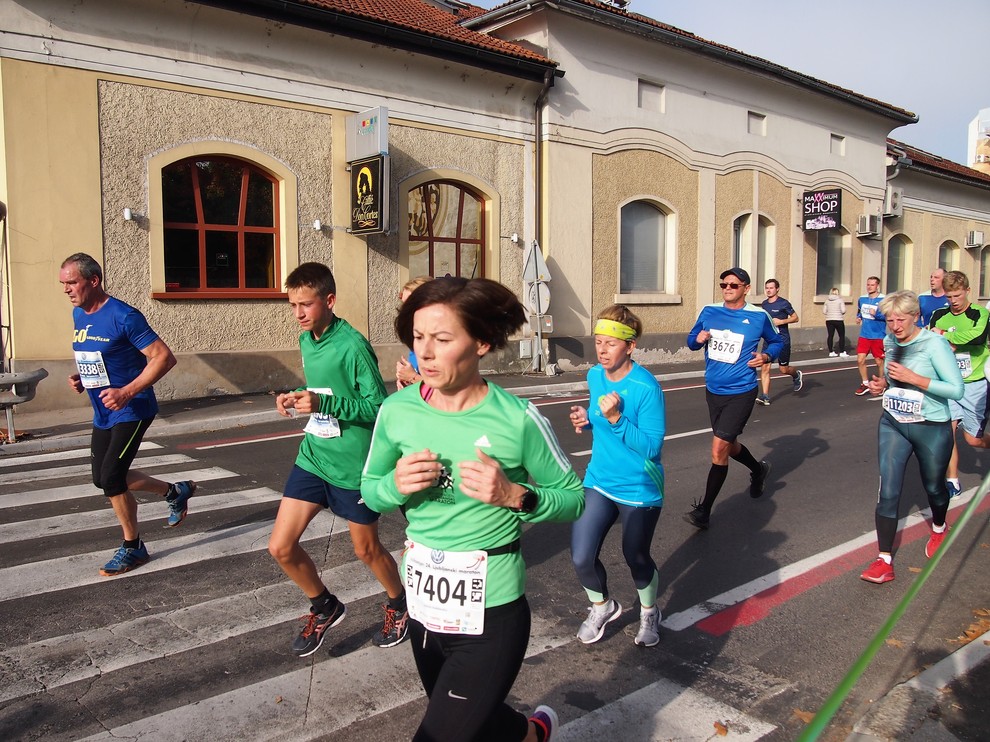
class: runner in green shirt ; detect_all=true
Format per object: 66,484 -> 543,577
269,262 -> 406,658
362,277 -> 583,742
928,270 -> 990,497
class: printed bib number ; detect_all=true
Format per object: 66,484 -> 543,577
404,540 -> 487,635
861,304 -> 878,320
74,350 -> 110,389
955,353 -> 972,377
882,387 -> 925,424
707,329 -> 744,364
302,387 -> 341,438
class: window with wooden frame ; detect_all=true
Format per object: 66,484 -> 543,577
160,157 -> 280,296
407,181 -> 485,279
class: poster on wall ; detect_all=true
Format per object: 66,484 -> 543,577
802,188 -> 842,231
350,155 -> 389,235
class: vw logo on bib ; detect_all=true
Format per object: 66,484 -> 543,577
431,549 -> 445,565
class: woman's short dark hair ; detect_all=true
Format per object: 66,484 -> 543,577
395,277 -> 526,351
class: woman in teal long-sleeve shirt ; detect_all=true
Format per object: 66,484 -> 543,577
861,291 -> 964,585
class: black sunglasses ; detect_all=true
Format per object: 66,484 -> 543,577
719,282 -> 745,289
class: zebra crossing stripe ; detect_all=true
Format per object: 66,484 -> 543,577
0,488 -> 281,543
0,550 -> 400,705
0,454 -> 194,486
558,676 -> 776,740
76,615 -> 574,742
0,467 -> 237,509
0,513 -> 350,602
0,441 -> 161,468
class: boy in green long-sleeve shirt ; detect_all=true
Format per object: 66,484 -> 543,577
269,262 -> 406,657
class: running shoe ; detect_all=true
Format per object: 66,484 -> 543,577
577,599 -> 622,644
839,351 -> 849,357
293,601 -> 346,657
372,604 -> 410,648
860,558 -> 894,584
946,480 -> 962,499
855,383 -> 870,396
165,481 -> 197,527
683,503 -> 710,530
529,705 -> 559,741
634,606 -> 661,647
750,460 -> 771,499
828,351 -> 838,358
755,394 -> 771,406
100,541 -> 150,576
793,370 -> 804,392
926,527 -> 949,558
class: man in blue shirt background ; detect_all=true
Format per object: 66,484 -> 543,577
757,278 -> 803,406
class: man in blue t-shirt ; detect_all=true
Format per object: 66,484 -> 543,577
684,267 -> 784,529
757,278 -> 803,406
855,276 -> 886,396
61,253 -> 195,577
917,268 -> 949,328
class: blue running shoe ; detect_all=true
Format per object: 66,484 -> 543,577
100,542 -> 150,576
166,481 -> 197,527
793,369 -> 804,392
946,480 -> 962,499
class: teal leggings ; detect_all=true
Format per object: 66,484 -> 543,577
875,412 -> 952,553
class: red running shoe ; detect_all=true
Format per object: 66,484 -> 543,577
860,558 -> 894,584
926,527 -> 948,559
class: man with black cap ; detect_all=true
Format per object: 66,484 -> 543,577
684,268 -> 784,529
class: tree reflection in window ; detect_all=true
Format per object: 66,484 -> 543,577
162,157 -> 279,293
408,181 -> 484,279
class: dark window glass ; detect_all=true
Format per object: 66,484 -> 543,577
161,156 -> 280,294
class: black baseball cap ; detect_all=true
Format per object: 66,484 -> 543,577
720,267 -> 751,285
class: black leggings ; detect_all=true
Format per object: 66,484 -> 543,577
410,596 -> 531,742
826,320 -> 846,353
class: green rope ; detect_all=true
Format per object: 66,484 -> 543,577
797,471 -> 990,741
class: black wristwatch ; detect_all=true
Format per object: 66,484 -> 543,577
511,486 -> 538,514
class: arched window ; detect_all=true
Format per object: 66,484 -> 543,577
161,157 -> 279,293
619,200 -> 676,295
980,246 -> 990,300
732,213 -> 775,292
815,229 -> 851,296
407,181 -> 485,279
938,240 -> 960,271
885,234 -> 911,292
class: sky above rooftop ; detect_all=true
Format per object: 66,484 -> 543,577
477,0 -> 983,165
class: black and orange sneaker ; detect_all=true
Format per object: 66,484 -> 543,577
372,604 -> 410,648
292,601 -> 346,657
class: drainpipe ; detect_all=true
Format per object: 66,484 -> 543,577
534,68 -> 556,248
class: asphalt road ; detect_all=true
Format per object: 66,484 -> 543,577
1,362 -> 988,741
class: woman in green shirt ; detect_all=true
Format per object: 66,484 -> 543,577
362,277 -> 584,742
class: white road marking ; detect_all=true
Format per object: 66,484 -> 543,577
0,467 -> 237,509
76,614 -> 575,742
0,488 -> 281,543
0,441 -> 161,468
0,454 -> 193,486
560,676 -> 776,740
194,431 -> 304,450
0,513 -> 350,602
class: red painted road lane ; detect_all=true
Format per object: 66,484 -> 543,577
696,495 -> 990,636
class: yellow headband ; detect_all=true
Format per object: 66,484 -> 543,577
594,318 -> 637,341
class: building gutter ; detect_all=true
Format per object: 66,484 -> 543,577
191,0 -> 558,83
467,0 -> 917,125
534,67 -> 559,248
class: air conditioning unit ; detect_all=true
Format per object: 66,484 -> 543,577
967,230 -> 985,248
882,185 -> 903,218
856,214 -> 881,237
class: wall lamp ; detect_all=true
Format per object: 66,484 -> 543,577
313,219 -> 323,231
123,207 -> 134,221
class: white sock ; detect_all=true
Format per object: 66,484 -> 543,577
947,478 -> 960,488
932,522 -> 947,534
878,553 -> 892,564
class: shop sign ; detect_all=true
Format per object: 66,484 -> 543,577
350,155 -> 389,235
803,188 -> 841,231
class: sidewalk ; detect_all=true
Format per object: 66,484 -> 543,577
0,349 -> 842,454
2,348 -> 987,741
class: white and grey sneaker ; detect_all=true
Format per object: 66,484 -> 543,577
577,599 -> 622,644
634,605 -> 661,647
